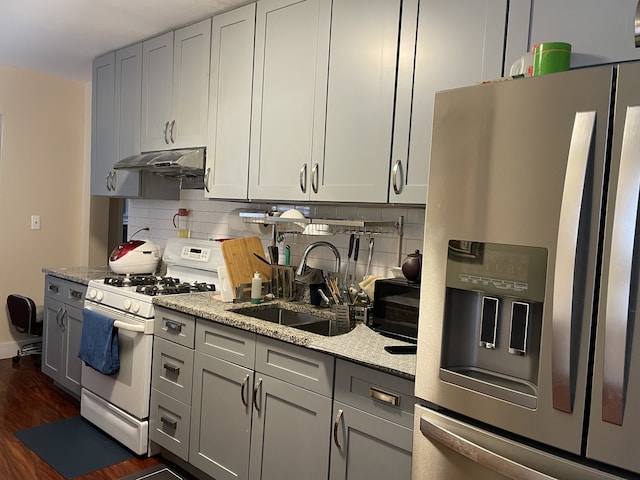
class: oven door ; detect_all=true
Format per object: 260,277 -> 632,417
80,302 -> 153,420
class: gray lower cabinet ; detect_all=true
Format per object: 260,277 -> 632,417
330,359 -> 416,480
42,275 -> 86,398
149,309 -> 196,461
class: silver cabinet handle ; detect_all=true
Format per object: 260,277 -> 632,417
635,0 -> 640,47
333,408 -> 344,451
163,121 -> 170,144
602,106 -> 640,425
49,284 -> 60,294
241,374 -> 250,407
163,362 -> 180,374
60,309 -> 67,332
204,167 -> 210,193
165,320 -> 183,333
70,289 -> 83,300
169,119 -> 176,143
55,307 -> 64,328
392,159 -> 403,195
420,416 -> 556,480
311,163 -> 319,194
552,111 -> 596,414
160,414 -> 178,428
369,386 -> 400,406
110,171 -> 116,191
106,172 -> 111,191
253,378 -> 262,412
299,163 -> 308,194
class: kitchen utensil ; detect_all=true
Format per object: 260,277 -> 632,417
343,234 -> 355,286
108,240 -> 160,274
284,245 -> 291,267
401,249 -> 422,282
253,252 -> 271,266
271,265 -> 294,300
268,245 -> 279,264
351,237 -> 360,285
221,237 -> 271,295
364,238 -> 374,277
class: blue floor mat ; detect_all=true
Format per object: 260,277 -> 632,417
15,416 -> 133,479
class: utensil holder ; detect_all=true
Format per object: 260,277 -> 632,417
270,265 -> 294,300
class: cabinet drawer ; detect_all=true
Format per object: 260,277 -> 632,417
149,389 -> 191,461
255,336 -> 334,397
195,318 -> 256,368
45,276 -> 86,306
155,308 -> 196,348
152,337 -> 194,405
334,359 -> 416,429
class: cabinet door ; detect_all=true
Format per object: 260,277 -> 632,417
249,0 -> 331,201
190,352 -> 253,480
205,4 -> 256,199
171,19 -> 211,149
249,374 -> 332,480
59,303 -> 83,396
113,43 -> 142,197
91,52 -> 115,196
528,0 -> 640,68
316,0 -> 400,202
390,0 -> 507,204
42,298 -> 64,381
330,402 -> 413,480
142,31 -> 174,152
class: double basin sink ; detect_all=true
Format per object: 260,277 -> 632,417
230,305 -> 349,337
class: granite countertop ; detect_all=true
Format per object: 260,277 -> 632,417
153,293 -> 416,380
42,266 -> 113,285
42,267 -> 416,380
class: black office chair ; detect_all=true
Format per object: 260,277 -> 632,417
7,294 -> 43,363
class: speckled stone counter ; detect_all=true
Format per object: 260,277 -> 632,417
153,293 -> 416,380
42,266 -> 112,285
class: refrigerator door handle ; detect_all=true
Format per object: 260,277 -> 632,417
552,111 -> 597,414
420,416 -> 557,480
602,105 -> 640,425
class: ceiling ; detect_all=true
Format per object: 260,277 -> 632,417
0,0 -> 250,83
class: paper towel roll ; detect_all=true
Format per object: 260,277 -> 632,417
227,209 -> 271,235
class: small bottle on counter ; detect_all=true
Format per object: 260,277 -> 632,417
251,271 -> 262,304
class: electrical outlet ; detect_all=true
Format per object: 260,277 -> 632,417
31,215 -> 41,230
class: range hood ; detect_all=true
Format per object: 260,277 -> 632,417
113,148 -> 205,177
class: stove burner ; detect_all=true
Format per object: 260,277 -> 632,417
193,282 -> 216,292
132,281 -> 215,296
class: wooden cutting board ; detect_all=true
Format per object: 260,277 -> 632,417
221,236 -> 271,295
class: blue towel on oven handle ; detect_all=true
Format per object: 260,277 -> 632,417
78,308 -> 120,375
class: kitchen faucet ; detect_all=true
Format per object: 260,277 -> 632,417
296,241 -> 341,276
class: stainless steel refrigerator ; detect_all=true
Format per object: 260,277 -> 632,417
413,62 -> 640,479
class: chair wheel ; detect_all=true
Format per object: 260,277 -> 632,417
12,355 -> 20,363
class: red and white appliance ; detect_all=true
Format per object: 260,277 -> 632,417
81,237 -> 224,455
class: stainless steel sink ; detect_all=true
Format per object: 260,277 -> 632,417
231,306 -> 348,336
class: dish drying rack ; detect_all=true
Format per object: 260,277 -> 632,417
239,211 -> 405,266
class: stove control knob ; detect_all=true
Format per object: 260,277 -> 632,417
124,299 -> 132,310
88,289 -> 97,299
96,291 -> 104,302
131,301 -> 140,314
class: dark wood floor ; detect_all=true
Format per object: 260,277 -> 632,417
0,356 -> 162,479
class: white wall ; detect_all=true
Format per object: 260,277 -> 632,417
0,64 -> 87,357
127,190 -> 425,281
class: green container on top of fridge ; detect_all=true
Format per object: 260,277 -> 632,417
533,42 -> 571,76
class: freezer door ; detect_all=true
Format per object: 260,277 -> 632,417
415,65 -> 614,454
413,406 -> 625,480
587,61 -> 640,474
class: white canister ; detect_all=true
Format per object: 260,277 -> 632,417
218,266 -> 234,302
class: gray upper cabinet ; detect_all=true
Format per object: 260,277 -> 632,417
141,19 -> 211,151
91,52 -> 116,196
205,4 -> 256,200
509,0 -> 640,69
249,0 -> 331,201
390,0 -> 507,204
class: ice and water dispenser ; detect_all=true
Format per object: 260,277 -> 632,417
439,240 -> 548,408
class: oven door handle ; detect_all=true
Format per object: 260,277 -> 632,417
113,320 -> 145,333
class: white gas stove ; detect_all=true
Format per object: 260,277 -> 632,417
86,237 -> 225,320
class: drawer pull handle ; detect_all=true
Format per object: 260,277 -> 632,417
160,415 -> 178,428
70,290 -> 83,299
369,387 -> 400,406
333,409 -> 344,451
164,363 -> 180,374
49,284 -> 60,293
165,320 -> 183,333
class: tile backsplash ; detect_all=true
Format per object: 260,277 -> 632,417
127,190 -> 425,283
